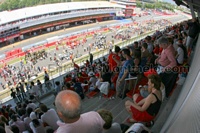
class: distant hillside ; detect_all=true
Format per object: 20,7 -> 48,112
0,0 -> 108,11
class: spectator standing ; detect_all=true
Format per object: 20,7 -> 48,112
185,18 -> 200,50
155,36 -> 178,97
16,87 -> 22,102
44,71 -> 51,91
89,52 -> 93,65
54,81 -> 61,96
30,82 -> 40,103
18,82 -> 26,99
37,80 -> 44,95
107,45 -> 121,72
116,49 -> 133,98
10,89 -> 17,103
71,78 -> 85,100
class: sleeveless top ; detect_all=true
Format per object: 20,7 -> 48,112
146,93 -> 162,116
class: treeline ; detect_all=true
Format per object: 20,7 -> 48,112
0,0 -> 108,11
136,1 -> 176,11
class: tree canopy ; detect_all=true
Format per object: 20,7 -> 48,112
0,0 -> 107,11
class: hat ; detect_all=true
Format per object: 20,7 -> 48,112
30,112 -> 37,120
144,69 -> 157,77
88,72 -> 94,77
95,73 -> 100,78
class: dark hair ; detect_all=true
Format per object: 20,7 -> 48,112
32,119 -> 40,127
31,81 -> 34,86
66,83 -> 71,89
55,81 -> 60,86
134,41 -> 138,45
122,48 -> 131,57
11,114 -> 17,122
142,42 -> 148,49
71,78 -> 77,83
148,74 -> 161,90
97,109 -> 113,130
39,104 -> 48,113
46,127 -> 54,133
114,46 -> 121,53
26,107 -> 33,116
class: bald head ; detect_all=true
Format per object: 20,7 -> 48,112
55,90 -> 81,120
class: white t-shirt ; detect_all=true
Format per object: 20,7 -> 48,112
103,122 -> 122,133
177,47 -> 184,64
24,117 -> 32,130
29,85 -> 39,96
29,119 -> 45,133
147,43 -> 153,53
56,111 -> 105,133
89,77 -> 97,88
41,108 -> 60,130
26,103 -> 37,110
125,123 -> 151,133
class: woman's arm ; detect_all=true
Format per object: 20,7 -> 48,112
131,94 -> 153,112
136,98 -> 145,106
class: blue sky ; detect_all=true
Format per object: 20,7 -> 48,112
163,0 -> 175,4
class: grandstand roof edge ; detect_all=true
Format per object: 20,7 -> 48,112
0,1 -> 124,25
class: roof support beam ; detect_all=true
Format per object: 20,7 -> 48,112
189,3 -> 196,18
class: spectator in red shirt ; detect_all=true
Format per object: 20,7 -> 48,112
72,60 -> 80,71
107,46 -> 121,72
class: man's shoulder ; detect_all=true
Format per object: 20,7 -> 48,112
82,111 -> 99,117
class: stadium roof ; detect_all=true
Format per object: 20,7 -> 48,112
0,1 -> 124,25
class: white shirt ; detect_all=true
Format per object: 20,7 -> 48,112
24,117 -> 32,130
147,43 -> 153,53
41,109 -> 60,130
29,119 -> 45,133
26,103 -> 37,110
103,123 -> 122,133
89,77 -> 97,88
177,47 -> 184,64
56,111 -> 105,133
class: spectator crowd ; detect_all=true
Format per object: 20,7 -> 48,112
0,17 -> 199,133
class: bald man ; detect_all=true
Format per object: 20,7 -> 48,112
55,90 -> 105,133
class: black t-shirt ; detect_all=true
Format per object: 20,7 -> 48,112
188,22 -> 200,38
74,83 -> 84,99
101,72 -> 112,84
11,91 -> 16,98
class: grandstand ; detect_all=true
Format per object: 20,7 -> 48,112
0,1 -> 124,46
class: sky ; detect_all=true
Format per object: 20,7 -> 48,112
163,0 -> 175,4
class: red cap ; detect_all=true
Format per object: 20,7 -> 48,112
144,69 -> 157,77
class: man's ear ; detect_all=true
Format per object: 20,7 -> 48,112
57,111 -> 64,120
